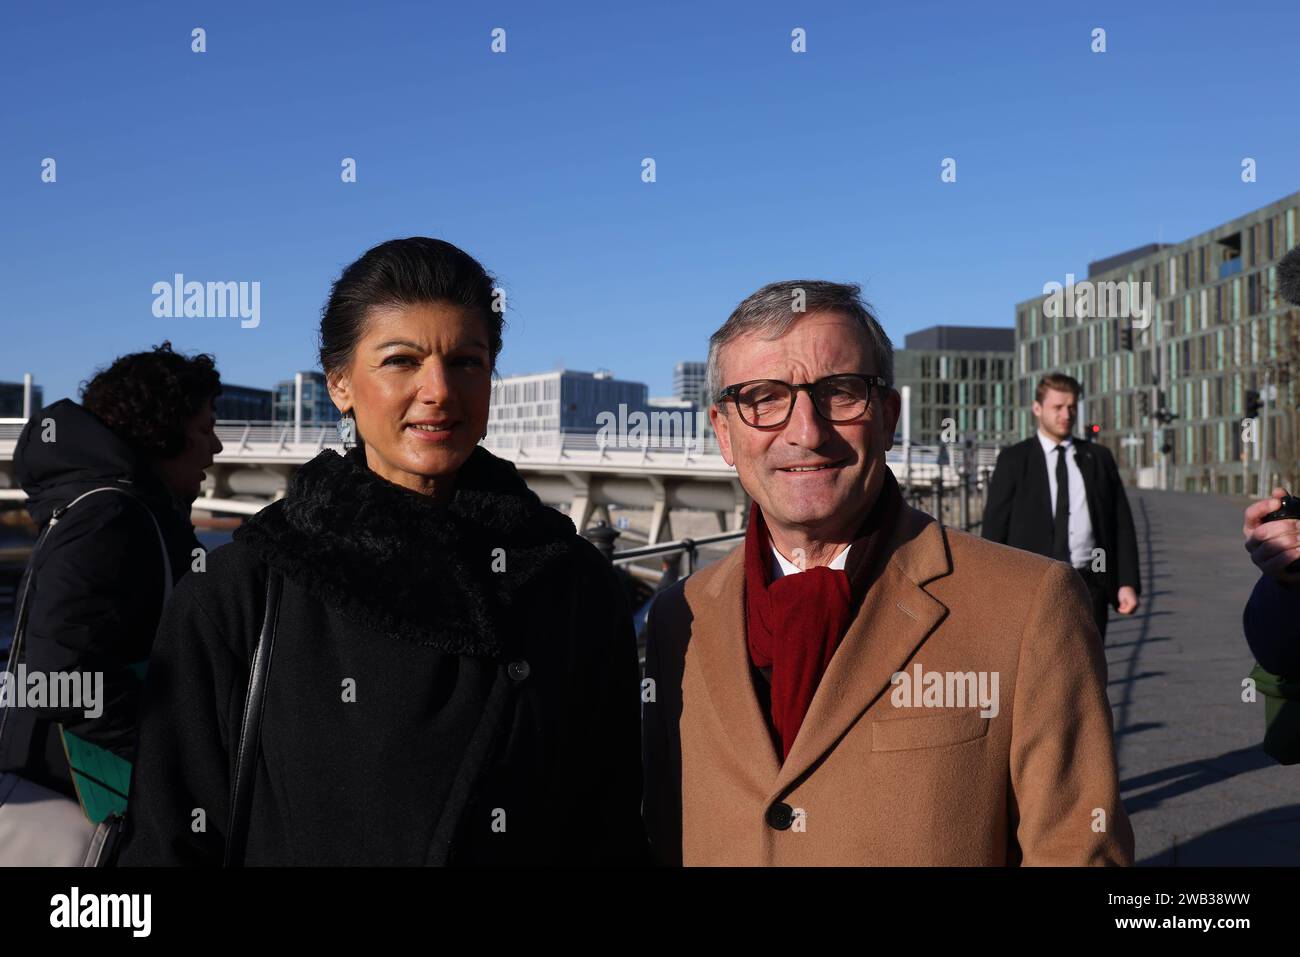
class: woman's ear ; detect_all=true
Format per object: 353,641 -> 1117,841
326,371 -> 352,415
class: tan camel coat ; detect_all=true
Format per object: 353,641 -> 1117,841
641,504 -> 1135,866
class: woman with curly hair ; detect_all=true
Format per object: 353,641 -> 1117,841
119,238 -> 648,866
0,343 -> 223,853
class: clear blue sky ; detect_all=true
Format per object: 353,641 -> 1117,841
4,0 -> 1299,404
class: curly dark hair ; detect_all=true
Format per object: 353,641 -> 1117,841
80,341 -> 222,458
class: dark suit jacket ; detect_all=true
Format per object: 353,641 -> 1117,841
982,435 -> 1141,605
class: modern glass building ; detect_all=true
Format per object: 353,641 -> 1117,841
487,369 -> 649,449
0,380 -> 43,419
893,326 -> 1017,445
673,361 -> 709,405
273,372 -> 341,426
1013,190 -> 1300,493
214,384 -> 273,421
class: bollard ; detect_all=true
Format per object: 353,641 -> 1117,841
681,538 -> 697,576
583,519 -> 620,562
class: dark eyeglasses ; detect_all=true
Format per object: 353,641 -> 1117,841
715,373 -> 888,430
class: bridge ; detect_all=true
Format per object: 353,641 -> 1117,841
0,419 -> 999,542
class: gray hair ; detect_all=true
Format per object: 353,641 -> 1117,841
705,280 -> 894,404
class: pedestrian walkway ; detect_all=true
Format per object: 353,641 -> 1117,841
1111,489 -> 1300,864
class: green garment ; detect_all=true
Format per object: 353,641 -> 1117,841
1251,662 -> 1300,765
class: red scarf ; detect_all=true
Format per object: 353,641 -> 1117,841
744,470 -> 904,760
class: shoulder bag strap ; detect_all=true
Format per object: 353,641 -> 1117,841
0,486 -> 172,748
224,567 -> 281,867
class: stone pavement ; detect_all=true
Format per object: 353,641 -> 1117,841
1109,489 -> 1300,865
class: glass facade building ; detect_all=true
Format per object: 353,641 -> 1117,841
214,384 -> 273,421
273,372 -> 341,426
487,369 -> 649,449
0,381 -> 43,419
1013,191 -> 1300,493
894,326 -> 1017,445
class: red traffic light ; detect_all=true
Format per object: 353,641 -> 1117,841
1088,423 -> 1101,436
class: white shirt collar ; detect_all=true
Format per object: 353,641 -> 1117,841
771,542 -> 851,579
1037,430 -> 1073,455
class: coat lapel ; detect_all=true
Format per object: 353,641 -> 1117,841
772,509 -> 951,796
1027,436 -> 1053,530
692,547 -> 783,790
689,507 -> 953,797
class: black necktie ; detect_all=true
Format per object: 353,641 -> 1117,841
1052,444 -> 1070,561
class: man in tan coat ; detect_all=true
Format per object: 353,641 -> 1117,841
641,280 -> 1134,866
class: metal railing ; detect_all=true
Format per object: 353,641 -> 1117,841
2,417 -> 1008,473
582,519 -> 745,575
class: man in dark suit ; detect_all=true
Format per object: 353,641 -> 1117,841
983,372 -> 1141,640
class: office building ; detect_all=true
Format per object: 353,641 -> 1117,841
0,380 -> 43,419
1013,190 -> 1300,493
215,384 -> 273,421
674,361 -> 709,405
273,372 -> 341,426
487,369 -> 649,449
894,326 -> 1017,445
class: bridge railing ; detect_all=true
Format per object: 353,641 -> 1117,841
580,519 -> 746,596
4,417 -> 1007,486
213,421 -> 344,453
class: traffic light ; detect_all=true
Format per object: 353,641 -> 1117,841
1138,392 -> 1150,418
1119,326 -> 1133,350
1155,390 -> 1177,425
1160,431 -> 1174,455
1086,423 -> 1101,439
1245,389 -> 1263,419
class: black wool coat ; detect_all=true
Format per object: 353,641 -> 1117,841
117,445 -> 648,866
0,400 -> 199,798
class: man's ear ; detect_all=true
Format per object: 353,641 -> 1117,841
710,404 -> 735,467
1031,400 -> 1042,421
326,371 -> 352,415
881,387 -> 902,451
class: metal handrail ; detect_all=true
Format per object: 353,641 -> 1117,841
613,529 -> 746,564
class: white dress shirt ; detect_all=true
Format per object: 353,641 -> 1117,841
771,542 -> 851,579
1037,430 -> 1095,568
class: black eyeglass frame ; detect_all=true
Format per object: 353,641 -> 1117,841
715,373 -> 890,430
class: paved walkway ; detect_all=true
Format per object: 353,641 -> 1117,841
1111,489 -> 1300,864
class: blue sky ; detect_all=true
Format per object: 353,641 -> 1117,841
4,0 -> 1299,405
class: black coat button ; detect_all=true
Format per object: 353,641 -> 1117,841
766,802 -> 793,830
507,660 -> 530,681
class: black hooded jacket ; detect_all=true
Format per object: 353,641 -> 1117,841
0,399 -> 200,797
118,445 -> 648,865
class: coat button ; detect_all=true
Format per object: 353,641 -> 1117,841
766,802 -> 793,831
507,660 -> 530,681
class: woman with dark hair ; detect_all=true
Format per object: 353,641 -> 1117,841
119,238 -> 647,865
0,343 -> 222,856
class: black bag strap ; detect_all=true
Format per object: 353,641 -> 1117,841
224,567 -> 281,867
0,486 -> 171,750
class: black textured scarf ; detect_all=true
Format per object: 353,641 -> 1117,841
234,445 -> 576,656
